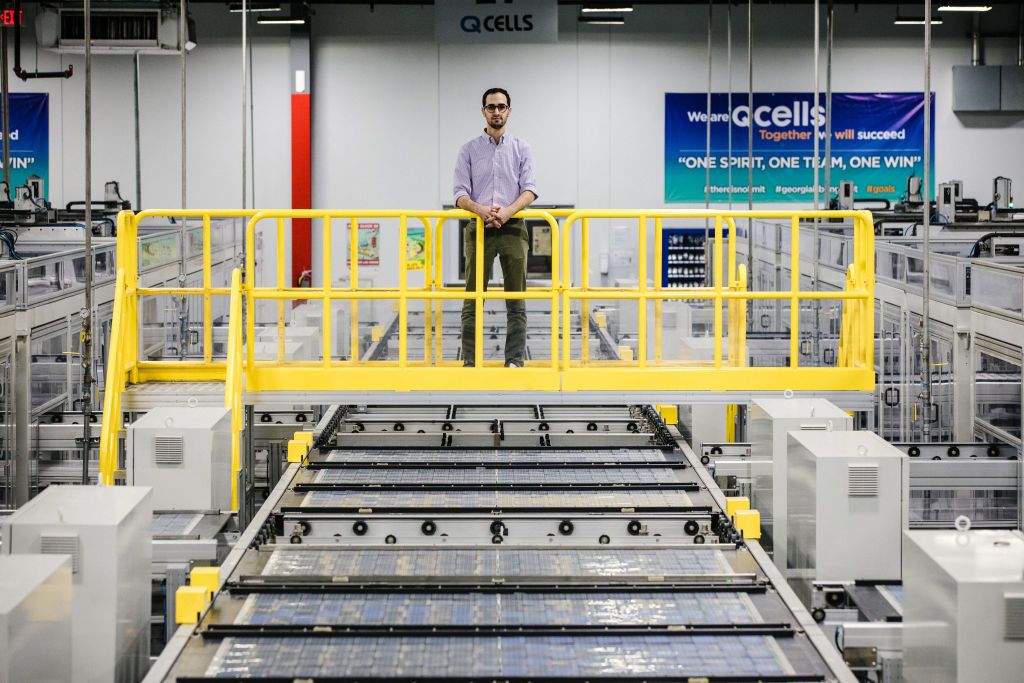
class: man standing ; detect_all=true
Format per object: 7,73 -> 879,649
453,87 -> 538,368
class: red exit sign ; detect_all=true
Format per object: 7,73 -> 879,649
0,9 -> 22,27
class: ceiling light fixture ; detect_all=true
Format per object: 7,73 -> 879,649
578,15 -> 626,25
581,5 -> 634,12
937,5 -> 992,11
893,16 -> 944,24
255,15 -> 306,25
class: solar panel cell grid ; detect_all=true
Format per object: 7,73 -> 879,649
237,592 -> 758,626
300,489 -> 692,508
206,635 -> 787,678
324,448 -> 668,463
261,548 -> 731,578
312,467 -> 678,485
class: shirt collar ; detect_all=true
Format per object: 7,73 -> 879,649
482,130 -> 507,146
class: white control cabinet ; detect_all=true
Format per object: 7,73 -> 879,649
1,486 -> 152,683
0,555 -> 73,683
128,405 -> 232,511
904,529 -> 1024,683
787,430 -> 906,601
749,397 -> 852,569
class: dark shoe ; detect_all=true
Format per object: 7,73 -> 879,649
505,360 -> 522,368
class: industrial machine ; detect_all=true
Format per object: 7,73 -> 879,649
0,554 -> 72,683
128,406 -> 233,511
936,182 -> 956,223
903,528 -> 1024,683
1,486 -> 153,683
994,175 -> 1013,210
748,397 -> 853,569
786,430 -> 906,602
144,404 -> 854,682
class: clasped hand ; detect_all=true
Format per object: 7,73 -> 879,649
483,204 -> 512,228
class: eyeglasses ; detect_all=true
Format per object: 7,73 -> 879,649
483,104 -> 509,113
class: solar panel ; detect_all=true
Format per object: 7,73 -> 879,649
150,512 -> 203,537
312,467 -> 678,485
300,489 -> 692,509
324,448 -> 668,463
206,635 -> 787,678
261,548 -> 731,578
237,591 -> 758,626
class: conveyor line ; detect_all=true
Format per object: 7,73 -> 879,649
196,633 -> 799,680
296,488 -> 697,511
258,547 -> 734,580
146,403 -> 854,683
231,589 -> 765,626
310,467 -> 680,485
320,448 -> 670,464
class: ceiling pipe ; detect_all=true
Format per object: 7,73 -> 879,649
971,12 -> 983,65
13,0 -> 73,80
1018,3 -> 1022,66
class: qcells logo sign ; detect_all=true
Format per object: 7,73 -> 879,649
436,0 -> 557,44
459,13 -> 535,34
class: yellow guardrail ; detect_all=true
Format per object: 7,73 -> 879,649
98,207 -> 875,499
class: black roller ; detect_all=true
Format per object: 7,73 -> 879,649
352,521 -> 368,536
558,520 -> 574,536
421,521 -> 437,536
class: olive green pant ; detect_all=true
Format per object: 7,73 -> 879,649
461,220 -> 528,366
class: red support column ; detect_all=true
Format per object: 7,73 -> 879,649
291,92 -> 311,287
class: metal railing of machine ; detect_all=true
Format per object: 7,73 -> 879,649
98,207 -> 875,497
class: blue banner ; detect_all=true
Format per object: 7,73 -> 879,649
665,92 -> 933,204
5,93 -> 48,199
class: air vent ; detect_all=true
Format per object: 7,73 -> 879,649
153,436 -> 185,465
1006,594 -> 1024,640
40,533 -> 80,573
848,464 -> 879,497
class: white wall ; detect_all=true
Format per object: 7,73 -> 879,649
9,4 -> 1024,286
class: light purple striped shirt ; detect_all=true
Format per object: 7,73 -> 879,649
453,132 -> 538,208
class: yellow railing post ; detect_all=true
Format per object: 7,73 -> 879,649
473,215 -> 484,368
789,216 -> 801,368
654,217 -> 662,364
349,215 -> 360,364
713,215 -> 723,369
224,267 -> 243,510
398,214 -> 408,369
202,215 -> 213,362
637,215 -> 647,367
98,268 -> 127,486
322,216 -> 333,366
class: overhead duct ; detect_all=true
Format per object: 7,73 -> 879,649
953,11 -> 1023,112
35,2 -> 196,55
